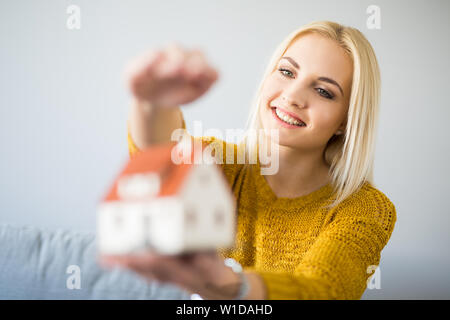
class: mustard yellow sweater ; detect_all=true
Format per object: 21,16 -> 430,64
127,121 -> 397,300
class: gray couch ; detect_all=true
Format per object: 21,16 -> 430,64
0,223 -> 192,299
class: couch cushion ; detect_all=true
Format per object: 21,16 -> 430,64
0,223 -> 192,299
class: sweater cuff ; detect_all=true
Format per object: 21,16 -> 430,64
127,121 -> 141,157
244,267 -> 337,300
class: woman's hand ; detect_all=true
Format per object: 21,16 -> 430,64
99,250 -> 242,300
124,42 -> 220,108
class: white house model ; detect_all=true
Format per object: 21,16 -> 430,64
97,140 -> 236,255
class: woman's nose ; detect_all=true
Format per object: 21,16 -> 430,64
281,93 -> 305,109
281,81 -> 308,108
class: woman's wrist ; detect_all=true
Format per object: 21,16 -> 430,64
199,263 -> 242,300
191,258 -> 268,300
201,272 -> 267,300
129,98 -> 182,147
244,272 -> 268,300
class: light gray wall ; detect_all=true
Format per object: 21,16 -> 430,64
1,0 -> 449,299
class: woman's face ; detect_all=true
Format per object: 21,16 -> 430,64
259,32 -> 353,153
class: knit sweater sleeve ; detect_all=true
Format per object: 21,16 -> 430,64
245,190 -> 397,300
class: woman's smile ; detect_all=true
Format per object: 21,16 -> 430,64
271,106 -> 307,129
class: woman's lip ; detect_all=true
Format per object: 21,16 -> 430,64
272,106 -> 306,124
271,107 -> 306,129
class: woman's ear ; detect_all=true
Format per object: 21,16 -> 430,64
335,124 -> 346,136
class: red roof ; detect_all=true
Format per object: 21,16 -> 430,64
102,141 -> 200,202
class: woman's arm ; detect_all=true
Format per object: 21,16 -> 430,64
128,99 -> 183,148
243,191 -> 397,300
125,43 -> 219,150
235,272 -> 269,300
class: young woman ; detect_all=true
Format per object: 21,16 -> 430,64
101,21 -> 397,300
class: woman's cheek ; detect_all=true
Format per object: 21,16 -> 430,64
314,119 -> 339,143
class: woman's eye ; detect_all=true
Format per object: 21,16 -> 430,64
277,69 -> 334,100
278,68 -> 294,78
316,88 -> 334,100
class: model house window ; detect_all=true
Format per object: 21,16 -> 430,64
214,208 -> 224,226
186,207 -> 196,225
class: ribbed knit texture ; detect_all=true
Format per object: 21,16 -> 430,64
126,121 -> 397,300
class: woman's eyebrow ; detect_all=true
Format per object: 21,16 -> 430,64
280,57 -> 299,69
280,57 -> 344,96
317,77 -> 344,96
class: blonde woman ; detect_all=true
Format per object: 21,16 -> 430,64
101,21 -> 397,300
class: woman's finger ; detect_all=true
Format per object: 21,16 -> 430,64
105,253 -> 174,283
158,43 -> 187,77
128,262 -> 171,283
98,254 -> 132,268
126,254 -> 199,290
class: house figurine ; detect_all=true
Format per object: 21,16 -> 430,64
97,139 -> 236,256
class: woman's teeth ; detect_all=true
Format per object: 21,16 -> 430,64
275,108 -> 306,126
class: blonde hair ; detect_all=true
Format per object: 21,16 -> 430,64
242,20 -> 381,210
